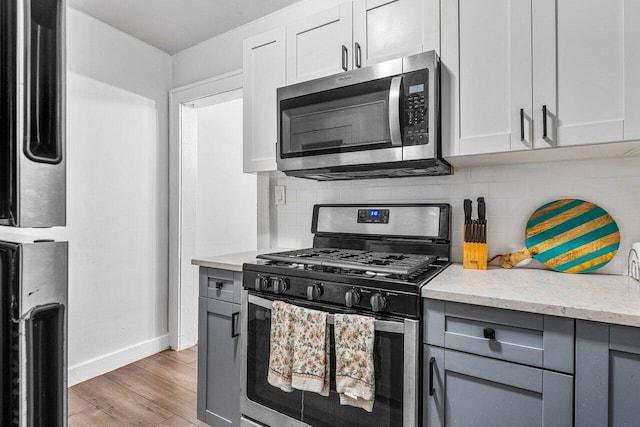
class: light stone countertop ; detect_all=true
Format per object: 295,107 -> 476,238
191,248 -> 290,272
422,264 -> 640,327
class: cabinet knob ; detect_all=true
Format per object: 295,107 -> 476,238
483,327 -> 496,340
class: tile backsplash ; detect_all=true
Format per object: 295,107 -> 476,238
268,157 -> 640,275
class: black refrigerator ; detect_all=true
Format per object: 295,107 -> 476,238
0,236 -> 67,426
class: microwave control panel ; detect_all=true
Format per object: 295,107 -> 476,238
403,69 -> 429,146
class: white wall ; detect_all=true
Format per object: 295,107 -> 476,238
196,98 -> 257,257
2,7 -> 173,385
269,156 -> 640,275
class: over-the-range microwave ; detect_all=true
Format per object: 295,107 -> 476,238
276,51 -> 451,180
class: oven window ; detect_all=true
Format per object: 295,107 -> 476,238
247,303 -> 303,420
280,77 -> 394,158
301,325 -> 404,427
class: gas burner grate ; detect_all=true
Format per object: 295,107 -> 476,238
258,248 -> 436,276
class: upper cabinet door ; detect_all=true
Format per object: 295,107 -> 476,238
533,0 -> 628,148
286,3 -> 353,84
442,0 -> 533,156
243,28 -> 286,173
352,0 -> 439,68
624,1 -> 640,140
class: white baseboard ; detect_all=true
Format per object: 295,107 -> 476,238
68,334 -> 170,387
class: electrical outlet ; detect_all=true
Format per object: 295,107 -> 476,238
275,185 -> 286,205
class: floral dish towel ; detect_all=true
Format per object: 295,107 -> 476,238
334,313 -> 375,412
267,301 -> 296,392
291,306 -> 330,396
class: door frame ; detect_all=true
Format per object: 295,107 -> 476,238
169,70 -> 243,350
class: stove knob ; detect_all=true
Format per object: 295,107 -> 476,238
273,278 -> 288,294
370,293 -> 387,312
254,275 -> 269,291
345,289 -> 361,308
306,283 -> 323,301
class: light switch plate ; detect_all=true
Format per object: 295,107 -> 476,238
275,185 -> 286,205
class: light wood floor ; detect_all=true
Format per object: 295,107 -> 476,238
69,346 -> 208,427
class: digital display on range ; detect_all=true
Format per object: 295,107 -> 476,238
357,209 -> 390,224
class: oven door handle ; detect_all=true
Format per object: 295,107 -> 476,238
389,75 -> 403,147
248,294 -> 405,334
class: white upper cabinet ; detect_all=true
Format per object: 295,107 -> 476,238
352,0 -> 439,68
447,0 -> 640,157
533,0 -> 630,148
243,28 -> 286,173
442,0 -> 533,156
625,0 -> 640,140
286,0 -> 440,85
286,4 -> 353,85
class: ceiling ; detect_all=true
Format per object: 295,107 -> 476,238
68,0 -> 301,55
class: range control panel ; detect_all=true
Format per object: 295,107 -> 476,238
357,209 -> 390,224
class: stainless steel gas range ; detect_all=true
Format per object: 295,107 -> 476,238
240,203 -> 451,427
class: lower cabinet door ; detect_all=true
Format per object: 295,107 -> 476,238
424,346 -> 573,427
198,297 -> 241,427
576,321 -> 640,427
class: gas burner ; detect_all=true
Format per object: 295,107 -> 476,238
258,248 -> 437,276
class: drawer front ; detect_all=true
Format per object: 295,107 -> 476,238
200,267 -> 242,304
424,299 -> 574,373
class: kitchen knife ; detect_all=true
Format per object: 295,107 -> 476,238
463,199 -> 472,242
477,197 -> 486,243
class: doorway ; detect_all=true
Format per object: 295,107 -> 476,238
169,71 -> 257,350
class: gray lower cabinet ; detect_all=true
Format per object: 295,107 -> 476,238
575,320 -> 640,427
424,346 -> 573,427
423,299 -> 574,427
197,267 -> 242,427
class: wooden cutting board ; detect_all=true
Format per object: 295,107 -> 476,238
500,199 -> 620,273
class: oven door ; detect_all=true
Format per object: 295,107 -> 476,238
241,291 -> 419,427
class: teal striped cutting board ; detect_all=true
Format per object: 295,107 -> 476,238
501,199 -> 620,273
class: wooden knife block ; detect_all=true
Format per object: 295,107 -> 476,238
463,227 -> 488,270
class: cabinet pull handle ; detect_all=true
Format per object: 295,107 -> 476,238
341,45 -> 348,71
215,281 -> 224,289
542,105 -> 548,140
429,357 -> 436,396
231,312 -> 240,338
520,108 -> 525,142
483,327 -> 496,340
355,42 -> 362,68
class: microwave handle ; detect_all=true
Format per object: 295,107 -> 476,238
389,76 -> 403,146
248,294 -> 405,334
